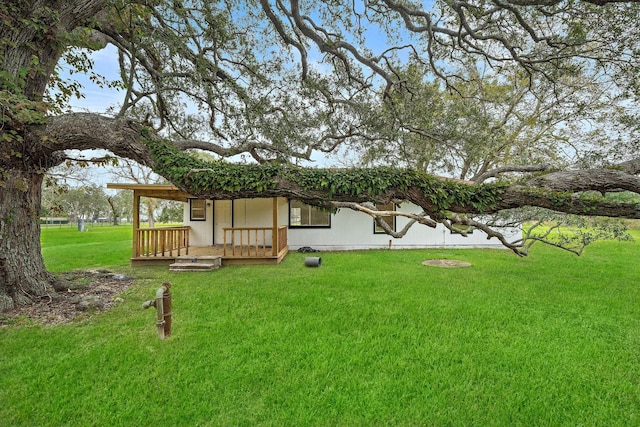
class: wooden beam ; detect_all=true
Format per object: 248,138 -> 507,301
133,191 -> 140,258
133,190 -> 190,202
272,197 -> 278,256
107,183 -> 192,202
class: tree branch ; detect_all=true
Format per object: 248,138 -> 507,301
330,201 -> 437,229
472,163 -> 551,183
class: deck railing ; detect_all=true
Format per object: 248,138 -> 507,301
277,226 -> 287,254
223,226 -> 287,257
136,226 -> 190,257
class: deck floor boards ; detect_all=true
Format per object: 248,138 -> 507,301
133,245 -> 287,266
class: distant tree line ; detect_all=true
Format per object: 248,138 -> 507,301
41,185 -> 183,226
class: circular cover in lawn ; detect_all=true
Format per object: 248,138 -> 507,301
421,259 -> 472,268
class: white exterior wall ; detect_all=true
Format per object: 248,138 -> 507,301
183,198 -> 521,251
185,198 -> 287,247
278,198 -> 289,226
233,198 -> 274,228
183,200 -> 214,246
287,202 -> 521,251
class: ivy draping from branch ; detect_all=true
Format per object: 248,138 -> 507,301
144,131 -> 507,217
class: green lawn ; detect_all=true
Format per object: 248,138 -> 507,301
40,223 -> 133,271
2,225 -> 639,425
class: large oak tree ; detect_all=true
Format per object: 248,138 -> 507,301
2,0 -> 640,311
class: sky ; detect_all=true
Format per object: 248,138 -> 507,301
61,44 -> 123,113
56,45 -> 127,187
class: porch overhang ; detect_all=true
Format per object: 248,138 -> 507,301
106,183 -> 193,202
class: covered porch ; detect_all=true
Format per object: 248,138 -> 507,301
107,184 -> 289,266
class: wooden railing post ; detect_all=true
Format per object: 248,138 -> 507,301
219,226 -> 287,259
133,192 -> 141,257
133,226 -> 190,258
272,198 -> 278,256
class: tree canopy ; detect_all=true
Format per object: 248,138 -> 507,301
2,0 -> 640,310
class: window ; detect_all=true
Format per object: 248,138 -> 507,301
190,199 -> 206,221
373,202 -> 395,233
289,200 -> 330,227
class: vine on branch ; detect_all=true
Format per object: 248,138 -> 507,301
142,130 -> 507,216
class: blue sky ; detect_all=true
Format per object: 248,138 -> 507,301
59,44 -> 123,113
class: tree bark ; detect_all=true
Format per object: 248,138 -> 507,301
0,169 -> 55,311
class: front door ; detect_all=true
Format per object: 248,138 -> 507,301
213,200 -> 232,245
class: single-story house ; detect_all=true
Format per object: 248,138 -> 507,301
107,183 -> 521,266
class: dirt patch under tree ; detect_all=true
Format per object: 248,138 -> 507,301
0,270 -> 133,326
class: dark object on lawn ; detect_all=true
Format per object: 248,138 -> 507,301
305,257 -> 322,267
298,246 -> 319,253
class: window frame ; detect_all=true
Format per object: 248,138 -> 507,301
288,200 -> 331,228
189,199 -> 207,221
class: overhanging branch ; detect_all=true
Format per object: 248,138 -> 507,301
472,163 -> 551,183
42,114 -> 640,224
331,201 -> 437,232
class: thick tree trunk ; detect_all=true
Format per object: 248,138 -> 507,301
0,169 -> 55,311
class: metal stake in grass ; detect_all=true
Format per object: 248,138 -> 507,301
142,282 -> 172,339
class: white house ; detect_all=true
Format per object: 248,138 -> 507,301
184,197 -> 521,251
107,183 -> 520,266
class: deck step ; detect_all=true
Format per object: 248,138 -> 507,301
169,263 -> 218,271
169,256 -> 222,272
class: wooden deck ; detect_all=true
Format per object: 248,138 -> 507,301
131,244 -> 289,267
131,225 -> 288,267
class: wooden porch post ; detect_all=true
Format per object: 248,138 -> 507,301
272,197 -> 278,256
133,191 -> 141,258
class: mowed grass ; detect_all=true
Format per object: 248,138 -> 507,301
1,226 -> 639,425
40,224 -> 133,271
